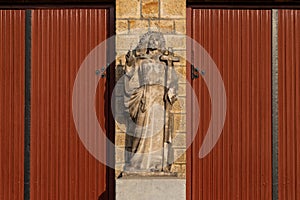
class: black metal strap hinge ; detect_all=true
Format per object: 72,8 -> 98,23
191,64 -> 199,80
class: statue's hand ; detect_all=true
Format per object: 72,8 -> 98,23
167,88 -> 177,104
125,50 -> 135,66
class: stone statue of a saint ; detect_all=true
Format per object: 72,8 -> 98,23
123,31 -> 179,174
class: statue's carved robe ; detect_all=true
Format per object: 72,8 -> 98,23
124,52 -> 177,172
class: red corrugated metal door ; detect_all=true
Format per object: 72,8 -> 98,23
0,10 -> 25,200
278,9 -> 300,200
187,9 -> 272,200
30,9 -> 115,200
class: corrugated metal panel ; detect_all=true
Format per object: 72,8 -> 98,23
187,9 -> 272,200
0,0 -> 114,3
278,9 -> 300,200
188,0 -> 297,1
0,10 -> 25,200
30,9 -> 114,200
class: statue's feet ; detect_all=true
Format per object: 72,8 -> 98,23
124,165 -> 136,172
150,168 -> 161,173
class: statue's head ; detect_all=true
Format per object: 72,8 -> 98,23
147,34 -> 161,50
135,31 -> 166,53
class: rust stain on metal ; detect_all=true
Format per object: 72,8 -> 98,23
0,10 -> 25,200
278,9 -> 300,200
30,9 -> 114,199
187,9 -> 272,200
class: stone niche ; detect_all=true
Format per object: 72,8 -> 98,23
115,0 -> 186,199
115,0 -> 187,178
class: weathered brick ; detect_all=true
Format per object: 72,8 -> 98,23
116,20 -> 129,34
177,172 -> 185,178
172,133 -> 186,147
165,35 -> 186,50
116,35 -> 140,50
115,133 -> 126,147
173,67 -> 186,83
175,20 -> 186,34
142,0 -> 159,18
178,83 -> 186,97
148,22 -> 158,32
181,165 -> 186,174
172,97 -> 185,113
174,66 -> 186,78
174,149 -> 186,163
116,122 -> 126,133
171,163 -> 186,177
171,164 -> 181,173
129,20 -> 149,34
161,0 -> 186,19
116,0 -> 141,19
150,20 -> 174,33
173,113 -> 186,132
173,51 -> 186,66
116,148 -> 125,163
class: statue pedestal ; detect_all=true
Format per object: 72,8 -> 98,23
120,171 -> 177,177
116,177 -> 186,200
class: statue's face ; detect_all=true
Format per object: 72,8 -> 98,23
148,35 -> 161,50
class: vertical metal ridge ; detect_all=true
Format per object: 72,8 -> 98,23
224,10 -> 230,200
7,11 -> 12,200
7,10 -> 11,200
1,12 -> 4,200
272,9 -> 279,200
291,10 -> 297,200
0,11 -> 3,200
278,9 -> 300,200
295,10 -> 300,200
13,11 -> 25,199
295,11 -> 300,200
0,10 -> 25,200
24,9 -> 31,200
